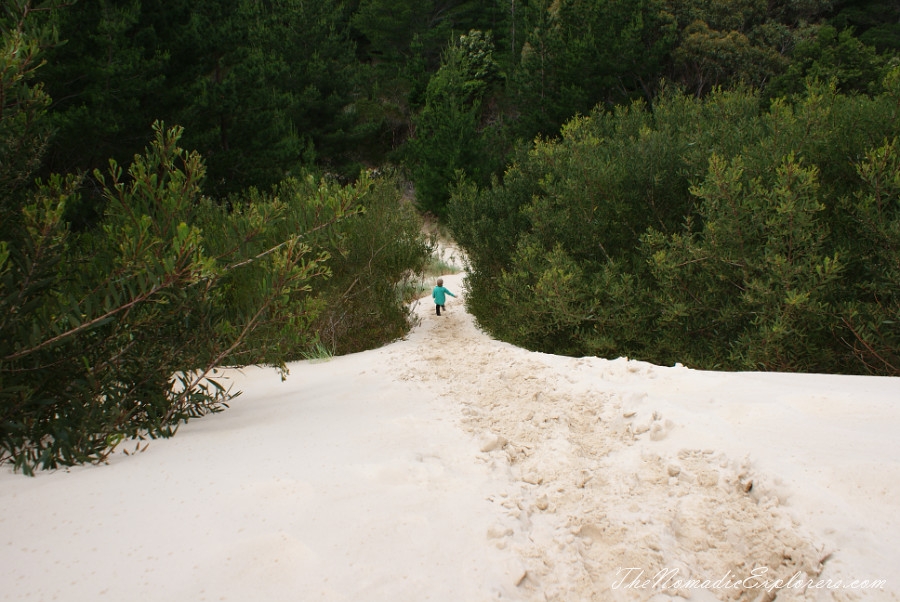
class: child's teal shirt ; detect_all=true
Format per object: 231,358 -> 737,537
432,286 -> 456,305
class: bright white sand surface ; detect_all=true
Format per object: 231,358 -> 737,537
1,270 -> 898,601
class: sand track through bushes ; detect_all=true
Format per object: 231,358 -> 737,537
393,273 -> 876,601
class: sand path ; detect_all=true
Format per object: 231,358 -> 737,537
394,275 -> 853,602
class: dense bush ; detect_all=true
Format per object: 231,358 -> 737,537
1,123 -> 331,473
288,173 -> 433,355
450,74 -> 900,375
1,126 -> 430,475
0,12 -> 431,473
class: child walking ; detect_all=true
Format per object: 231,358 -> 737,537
432,278 -> 456,316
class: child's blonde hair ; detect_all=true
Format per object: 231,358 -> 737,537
437,278 -> 443,286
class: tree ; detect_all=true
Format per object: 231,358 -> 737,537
830,0 -> 900,52
38,0 -> 178,178
37,0 -> 372,197
305,172 -> 434,354
673,19 -> 785,96
647,152 -> 843,371
768,24 -> 890,99
408,29 -> 500,215
0,0 -> 58,231
178,0 -> 371,193
2,1 -> 438,474
509,0 -> 679,138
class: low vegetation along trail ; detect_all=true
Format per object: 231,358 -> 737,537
393,271 -> 831,601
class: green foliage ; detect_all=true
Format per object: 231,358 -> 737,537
180,0 -> 370,193
21,0 -> 895,213
408,30 -> 502,216
38,0 -> 174,177
830,0 -> 900,52
510,0 -> 680,135
834,136 -> 900,373
38,0 -> 370,195
647,153 -> 843,371
424,252 -> 461,279
0,1 -> 56,234
352,0 -> 491,70
451,72 -> 900,375
351,0 -> 500,112
673,19 -> 787,96
275,172 -> 433,356
768,25 -> 891,99
0,123 -> 357,473
0,130 -> 430,474
6,0 -> 900,476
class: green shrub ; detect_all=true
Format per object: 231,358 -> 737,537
0,123 -> 358,473
302,172 -> 433,355
450,72 -> 900,375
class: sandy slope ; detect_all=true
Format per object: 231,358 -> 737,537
1,271 -> 898,601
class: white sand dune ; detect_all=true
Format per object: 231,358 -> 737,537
2,271 -> 898,601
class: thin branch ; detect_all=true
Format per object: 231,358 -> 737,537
840,315 -> 898,374
3,269 -> 185,362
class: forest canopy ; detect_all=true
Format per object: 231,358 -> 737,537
19,0 -> 900,207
